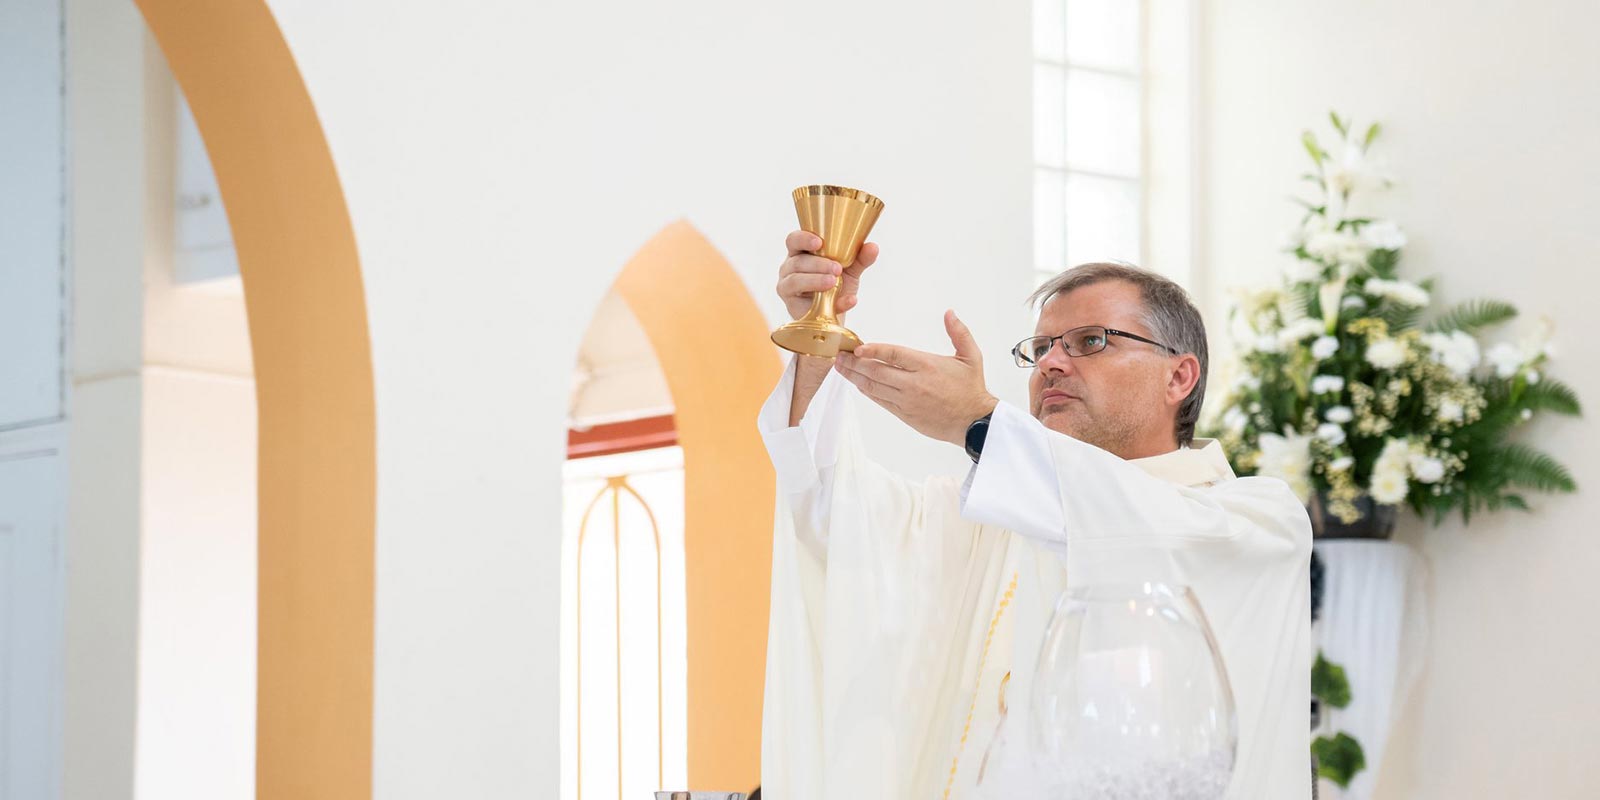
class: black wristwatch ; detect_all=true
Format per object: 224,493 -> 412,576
965,412 -> 993,464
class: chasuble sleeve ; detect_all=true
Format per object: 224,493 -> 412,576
756,355 -> 986,800
964,401 -> 1308,560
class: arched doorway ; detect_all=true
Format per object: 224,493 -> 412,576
134,2 -> 376,799
565,222 -> 781,794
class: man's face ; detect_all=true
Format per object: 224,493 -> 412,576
1028,281 -> 1178,456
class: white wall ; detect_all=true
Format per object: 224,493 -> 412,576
63,0 -> 147,795
261,0 -> 1034,794
1199,1 -> 1600,796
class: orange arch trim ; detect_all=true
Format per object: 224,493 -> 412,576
612,221 -> 781,790
135,2 -> 376,799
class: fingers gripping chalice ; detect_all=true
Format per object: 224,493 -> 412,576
771,185 -> 885,358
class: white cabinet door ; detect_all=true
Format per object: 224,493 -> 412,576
0,427 -> 66,800
0,0 -> 67,429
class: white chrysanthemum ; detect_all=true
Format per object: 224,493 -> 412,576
1437,398 -> 1465,424
1409,454 -> 1445,484
1258,431 -> 1314,503
1342,294 -> 1367,311
1254,334 -> 1283,354
1311,375 -> 1346,395
1315,422 -> 1347,446
1359,220 -> 1408,251
1527,370 -> 1541,385
1484,342 -> 1522,378
1329,456 -> 1354,472
1278,317 -> 1326,347
1305,228 -> 1372,269
1363,278 -> 1431,307
1325,405 -> 1354,424
1370,438 -> 1412,503
1311,335 -> 1339,360
1370,468 -> 1409,504
1421,330 -> 1481,378
1365,338 -> 1408,369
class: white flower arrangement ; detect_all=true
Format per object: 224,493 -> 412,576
1208,113 -> 1582,526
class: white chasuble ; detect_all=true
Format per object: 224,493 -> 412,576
758,356 -> 1312,799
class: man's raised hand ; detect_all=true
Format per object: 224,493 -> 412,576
776,230 -> 879,321
833,310 -> 999,447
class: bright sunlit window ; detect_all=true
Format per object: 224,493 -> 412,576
1032,0 -> 1144,289
561,444 -> 688,800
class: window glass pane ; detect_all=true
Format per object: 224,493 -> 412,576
1066,0 -> 1140,72
1034,168 -> 1066,272
1033,0 -> 1066,61
1066,69 -> 1140,177
1065,173 -> 1140,265
1033,64 -> 1065,168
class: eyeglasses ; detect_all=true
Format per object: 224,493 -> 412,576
1012,325 -> 1179,368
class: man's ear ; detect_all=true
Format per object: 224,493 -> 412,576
1167,353 -> 1201,408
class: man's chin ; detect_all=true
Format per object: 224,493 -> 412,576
1038,405 -> 1082,435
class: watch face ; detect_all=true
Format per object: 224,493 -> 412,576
966,416 -> 990,462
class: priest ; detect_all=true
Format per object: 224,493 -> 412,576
757,231 -> 1312,798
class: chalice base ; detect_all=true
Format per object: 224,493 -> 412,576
771,319 -> 862,358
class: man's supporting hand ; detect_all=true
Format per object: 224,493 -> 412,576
780,230 -> 879,427
834,310 -> 999,447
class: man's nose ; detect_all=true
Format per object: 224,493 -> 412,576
1037,339 -> 1075,375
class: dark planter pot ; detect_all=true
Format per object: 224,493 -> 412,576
1307,492 -> 1396,540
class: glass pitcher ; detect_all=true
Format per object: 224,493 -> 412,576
1027,582 -> 1237,799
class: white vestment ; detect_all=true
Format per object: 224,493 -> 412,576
758,357 -> 1312,799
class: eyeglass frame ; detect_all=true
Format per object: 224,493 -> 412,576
1011,325 -> 1179,368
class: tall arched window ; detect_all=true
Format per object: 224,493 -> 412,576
563,292 -> 688,800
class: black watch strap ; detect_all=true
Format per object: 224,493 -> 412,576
965,412 -> 994,464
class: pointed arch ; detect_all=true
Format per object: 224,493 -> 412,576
134,2 -> 375,799
611,221 -> 782,789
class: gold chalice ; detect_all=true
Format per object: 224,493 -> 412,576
771,184 -> 885,358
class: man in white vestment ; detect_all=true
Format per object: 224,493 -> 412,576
757,231 -> 1312,798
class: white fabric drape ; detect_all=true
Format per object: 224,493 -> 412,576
1312,539 -> 1429,799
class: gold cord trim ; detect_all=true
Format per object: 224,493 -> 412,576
942,572 -> 1019,800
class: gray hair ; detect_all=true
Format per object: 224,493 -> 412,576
1026,262 -> 1209,447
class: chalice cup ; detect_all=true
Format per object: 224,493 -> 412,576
771,184 -> 885,357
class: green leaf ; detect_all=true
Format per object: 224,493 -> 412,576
1329,111 -> 1348,138
1364,122 -> 1381,148
1426,299 -> 1518,334
1311,652 -> 1353,708
1521,378 -> 1583,416
1502,494 -> 1530,511
1497,443 -> 1578,493
1312,733 -> 1367,788
1303,131 -> 1326,165
1375,301 -> 1423,332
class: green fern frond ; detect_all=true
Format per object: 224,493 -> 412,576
1426,299 -> 1517,334
1376,302 -> 1423,332
1497,444 -> 1578,493
1521,379 -> 1583,416
1367,248 -> 1400,278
